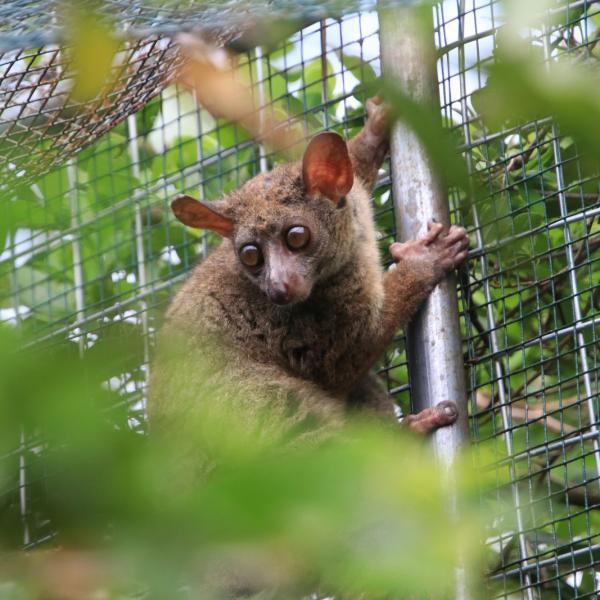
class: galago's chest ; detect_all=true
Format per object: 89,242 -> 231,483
271,283 -> 382,389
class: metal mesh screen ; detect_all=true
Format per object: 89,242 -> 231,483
436,1 -> 600,597
0,0 -> 378,192
1,1 -> 599,597
0,38 -> 181,189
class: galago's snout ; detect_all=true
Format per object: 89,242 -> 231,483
267,282 -> 292,305
266,253 -> 311,306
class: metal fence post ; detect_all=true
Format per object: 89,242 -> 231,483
379,5 -> 470,598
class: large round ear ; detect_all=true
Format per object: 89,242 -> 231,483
302,132 -> 354,204
171,195 -> 234,237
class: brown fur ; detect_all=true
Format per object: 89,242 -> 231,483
150,99 -> 469,442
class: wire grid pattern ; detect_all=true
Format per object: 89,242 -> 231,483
436,1 -> 600,597
0,1 -> 384,51
0,0 -> 362,190
0,0 -> 325,192
0,37 -> 182,191
0,12 -> 412,551
0,0 -> 260,41
0,0 -> 395,188
1,1 -> 599,596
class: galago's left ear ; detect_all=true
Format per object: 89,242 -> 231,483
171,195 -> 234,237
302,132 -> 353,204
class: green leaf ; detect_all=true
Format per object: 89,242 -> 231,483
340,52 -> 378,86
0,200 -> 8,257
381,81 -> 472,197
136,94 -> 162,138
78,133 -> 138,206
15,266 -> 75,321
300,58 -> 336,111
8,197 -> 70,232
66,4 -> 120,102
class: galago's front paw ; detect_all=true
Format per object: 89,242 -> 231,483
389,221 -> 469,282
365,96 -> 390,141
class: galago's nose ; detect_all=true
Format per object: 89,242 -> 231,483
268,283 -> 291,305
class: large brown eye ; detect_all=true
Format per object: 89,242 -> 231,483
239,244 -> 263,268
286,226 -> 310,250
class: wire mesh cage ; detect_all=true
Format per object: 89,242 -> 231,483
436,1 -> 600,596
0,0 -> 364,190
0,37 -> 181,189
0,0 -> 599,598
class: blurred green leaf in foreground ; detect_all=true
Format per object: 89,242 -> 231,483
0,325 -> 493,599
64,2 -> 120,103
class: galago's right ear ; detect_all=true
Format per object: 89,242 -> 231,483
171,195 -> 234,237
302,132 -> 353,205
